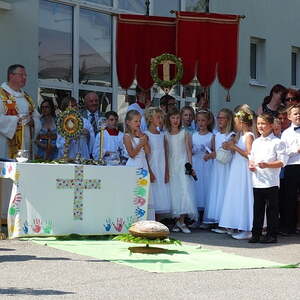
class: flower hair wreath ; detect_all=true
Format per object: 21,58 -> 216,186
235,110 -> 253,121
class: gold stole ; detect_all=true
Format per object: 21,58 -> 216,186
0,88 -> 35,158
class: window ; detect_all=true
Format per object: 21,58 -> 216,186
79,9 -> 112,87
38,88 -> 72,109
87,0 -> 113,6
249,37 -> 266,85
250,42 -> 257,80
39,0 -> 115,110
39,1 -> 73,83
185,0 -> 208,12
118,0 -> 146,13
291,47 -> 300,87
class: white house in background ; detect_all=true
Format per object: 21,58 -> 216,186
0,0 -> 300,116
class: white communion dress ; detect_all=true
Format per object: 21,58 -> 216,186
203,131 -> 234,224
219,132 -> 254,231
145,130 -> 171,214
192,131 -> 214,210
165,129 -> 198,221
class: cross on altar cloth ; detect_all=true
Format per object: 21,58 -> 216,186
56,165 -> 101,220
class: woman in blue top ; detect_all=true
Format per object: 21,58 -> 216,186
35,99 -> 58,160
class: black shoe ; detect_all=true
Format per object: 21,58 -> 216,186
278,231 -> 289,237
248,236 -> 260,243
260,235 -> 277,244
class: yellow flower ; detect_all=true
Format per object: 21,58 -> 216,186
138,178 -> 148,186
14,170 -> 20,182
8,218 -> 20,235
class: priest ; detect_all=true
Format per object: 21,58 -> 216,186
0,64 -> 41,159
0,65 -> 40,229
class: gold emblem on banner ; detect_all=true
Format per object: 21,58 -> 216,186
151,53 -> 183,94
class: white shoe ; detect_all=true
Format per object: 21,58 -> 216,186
172,226 -> 180,232
226,229 -> 235,235
232,231 -> 252,240
176,221 -> 191,234
211,228 -> 227,234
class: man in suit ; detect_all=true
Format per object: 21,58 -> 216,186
80,92 -> 102,135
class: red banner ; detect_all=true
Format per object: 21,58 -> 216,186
117,12 -> 240,92
117,14 -> 176,90
176,11 -> 240,90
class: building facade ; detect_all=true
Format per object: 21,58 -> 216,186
1,0 -> 300,116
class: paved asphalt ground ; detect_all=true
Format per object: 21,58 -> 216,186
0,229 -> 299,300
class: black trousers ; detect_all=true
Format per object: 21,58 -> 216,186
252,186 -> 279,237
279,178 -> 286,230
283,165 -> 300,233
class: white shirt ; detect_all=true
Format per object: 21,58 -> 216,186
249,133 -> 288,188
281,124 -> 300,165
92,129 -> 124,160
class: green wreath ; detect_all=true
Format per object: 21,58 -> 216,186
150,53 -> 183,88
56,108 -> 84,140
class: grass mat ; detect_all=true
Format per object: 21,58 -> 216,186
25,237 -> 288,273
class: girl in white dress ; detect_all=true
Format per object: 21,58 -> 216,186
124,110 -> 150,170
144,107 -> 171,217
181,106 -> 196,134
123,110 -> 154,220
165,108 -> 198,233
219,109 -> 255,239
203,108 -> 235,232
191,110 -> 215,227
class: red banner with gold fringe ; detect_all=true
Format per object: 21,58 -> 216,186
117,12 -> 240,93
117,14 -> 176,90
176,11 -> 240,90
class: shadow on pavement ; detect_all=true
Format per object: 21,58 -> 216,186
0,288 -> 74,296
170,230 -> 300,249
0,255 -> 71,263
0,248 -> 15,251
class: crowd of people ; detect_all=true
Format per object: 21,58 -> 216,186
1,64 -> 300,244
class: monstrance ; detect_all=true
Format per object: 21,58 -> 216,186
56,108 -> 84,161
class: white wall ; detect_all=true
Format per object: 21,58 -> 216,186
210,0 -> 300,113
0,0 -> 39,102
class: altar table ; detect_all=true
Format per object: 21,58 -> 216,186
0,162 -> 149,238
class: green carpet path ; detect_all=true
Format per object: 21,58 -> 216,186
24,237 -> 289,273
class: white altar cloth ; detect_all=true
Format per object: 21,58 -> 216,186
0,162 -> 149,238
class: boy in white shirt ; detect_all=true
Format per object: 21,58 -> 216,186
92,111 -> 124,160
248,113 -> 287,243
281,104 -> 300,234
